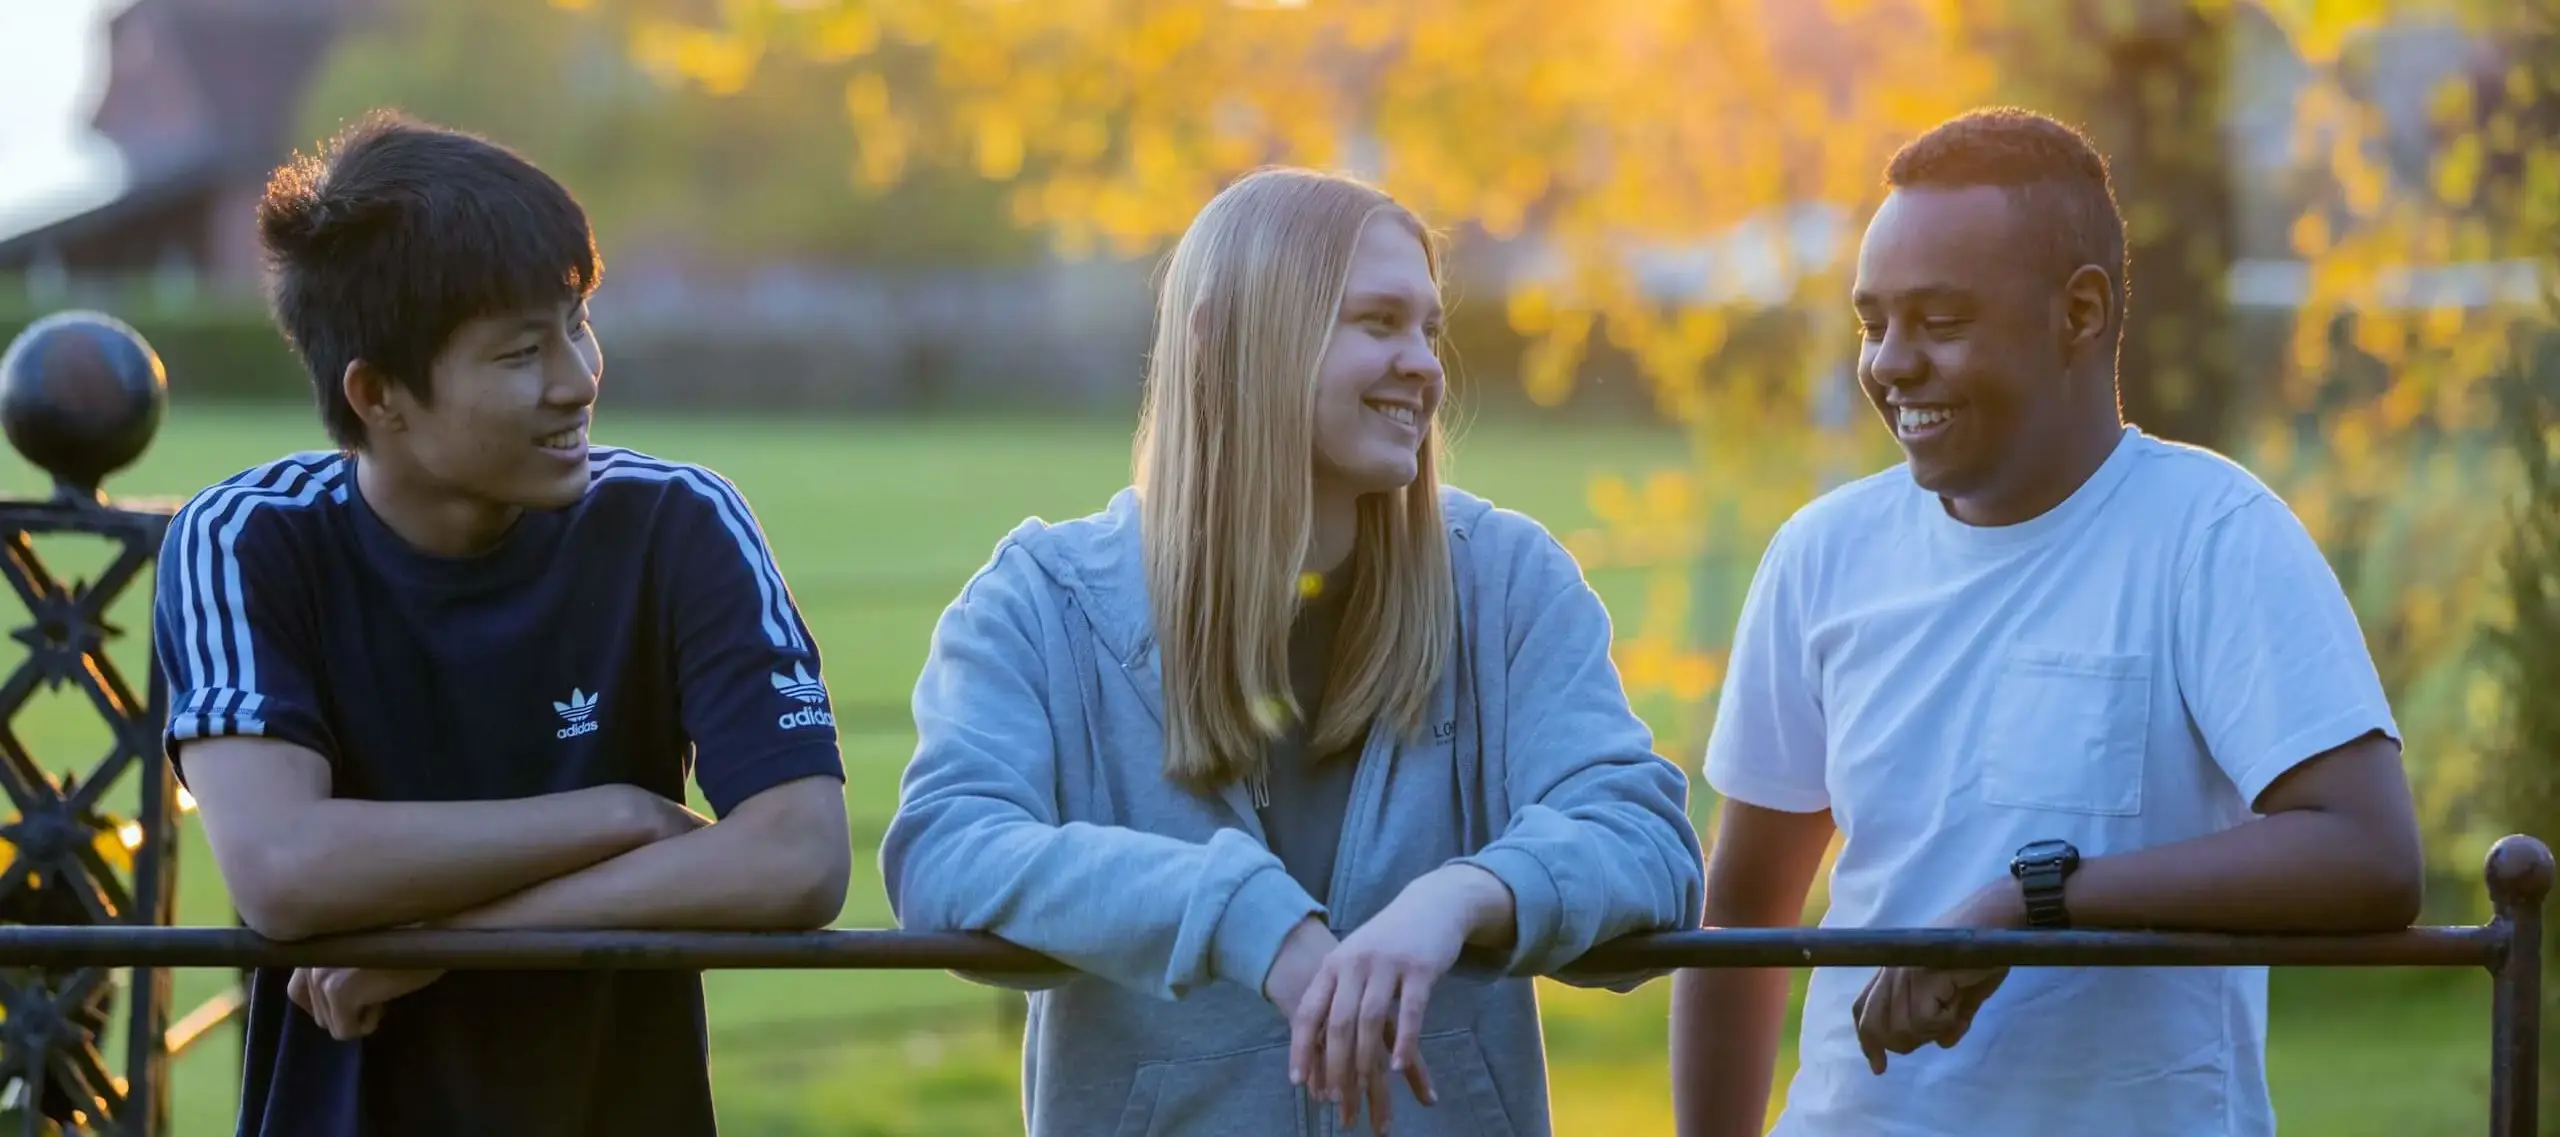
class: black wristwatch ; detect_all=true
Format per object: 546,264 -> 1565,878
2010,839 -> 2081,929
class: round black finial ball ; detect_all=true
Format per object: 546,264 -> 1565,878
0,310 -> 167,501
2486,833 -> 2557,909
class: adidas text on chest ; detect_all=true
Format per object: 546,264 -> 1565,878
554,688 -> 601,740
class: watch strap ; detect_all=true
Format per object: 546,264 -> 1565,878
2019,866 -> 2072,929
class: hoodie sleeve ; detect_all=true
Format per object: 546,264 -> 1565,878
880,539 -> 1324,1002
1445,516 -> 1706,988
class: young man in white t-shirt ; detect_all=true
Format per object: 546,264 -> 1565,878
1667,107 -> 2426,1137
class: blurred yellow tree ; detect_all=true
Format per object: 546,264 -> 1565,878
552,0 -> 1984,732
555,0 -> 2554,886
302,0 -> 1046,267
2251,0 -> 2556,893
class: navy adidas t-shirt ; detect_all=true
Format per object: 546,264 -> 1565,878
151,446 -> 846,1137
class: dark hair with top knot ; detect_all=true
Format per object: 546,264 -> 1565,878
1885,107 -> 2127,337
256,110 -> 602,448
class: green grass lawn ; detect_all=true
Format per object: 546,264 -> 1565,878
0,403 -> 2499,1135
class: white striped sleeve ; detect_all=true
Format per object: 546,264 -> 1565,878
593,451 -> 841,816
152,457 -> 343,764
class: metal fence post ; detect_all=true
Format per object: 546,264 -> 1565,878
2488,829 -> 2549,1131
2490,834 -> 2554,1137
0,310 -> 184,1137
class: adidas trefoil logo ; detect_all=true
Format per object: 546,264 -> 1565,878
553,688 -> 600,740
770,661 -> 834,731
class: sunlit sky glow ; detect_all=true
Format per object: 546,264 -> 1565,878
0,0 -> 127,241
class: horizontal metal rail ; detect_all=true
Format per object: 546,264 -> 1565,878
0,834 -> 2540,1136
0,922 -> 2512,974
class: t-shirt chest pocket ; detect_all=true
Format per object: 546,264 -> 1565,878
1977,646 -> 2150,816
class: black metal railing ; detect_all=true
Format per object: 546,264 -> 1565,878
0,833 -> 2540,1135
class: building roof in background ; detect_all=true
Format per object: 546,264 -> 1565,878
0,0 -> 361,263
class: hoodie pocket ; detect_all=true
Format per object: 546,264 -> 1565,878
1109,1039 -> 1302,1137
1405,1029 -> 1520,1137
1106,1030 -> 1521,1137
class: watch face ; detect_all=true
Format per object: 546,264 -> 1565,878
2013,840 -> 2078,877
2018,839 -> 2072,863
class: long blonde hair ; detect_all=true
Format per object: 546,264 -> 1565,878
1133,167 -> 1455,797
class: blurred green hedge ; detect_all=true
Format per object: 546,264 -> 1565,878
0,278 -> 1710,422
0,286 -> 310,407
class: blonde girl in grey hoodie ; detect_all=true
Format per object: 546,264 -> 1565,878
883,167 -> 1706,1137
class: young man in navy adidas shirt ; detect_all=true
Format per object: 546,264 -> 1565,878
150,112 -> 852,1136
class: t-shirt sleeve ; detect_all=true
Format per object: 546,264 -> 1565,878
658,469 -> 847,816
153,491 -> 336,777
2173,493 -> 2402,808
1701,517 -> 1831,813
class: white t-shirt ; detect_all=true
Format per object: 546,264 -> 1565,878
1704,426 -> 2399,1137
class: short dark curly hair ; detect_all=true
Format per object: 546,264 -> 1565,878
256,110 -> 602,449
1885,107 -> 2126,330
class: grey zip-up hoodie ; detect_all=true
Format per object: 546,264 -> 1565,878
882,486 -> 1706,1136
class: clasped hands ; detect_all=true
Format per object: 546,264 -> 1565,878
1851,877 -> 2027,1074
289,966 -> 445,1040
1260,864 -> 1511,1135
